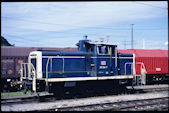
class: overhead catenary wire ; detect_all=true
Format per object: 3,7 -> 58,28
133,1 -> 168,10
3,34 -> 73,47
4,34 -> 166,49
3,34 -> 48,44
2,16 -> 167,31
2,3 -> 167,49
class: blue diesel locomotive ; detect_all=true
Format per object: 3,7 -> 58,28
20,38 -> 136,95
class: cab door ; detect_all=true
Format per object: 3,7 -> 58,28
111,46 -> 118,76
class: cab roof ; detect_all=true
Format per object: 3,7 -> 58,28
86,41 -> 117,46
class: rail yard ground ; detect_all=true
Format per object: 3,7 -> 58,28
1,90 -> 33,98
1,84 -> 168,111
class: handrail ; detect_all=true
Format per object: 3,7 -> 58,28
30,63 -> 37,77
115,47 -> 117,67
20,63 -> 36,78
31,63 -> 37,92
136,62 -> 147,74
20,64 -> 23,88
124,63 -> 133,75
62,58 -> 64,73
135,62 -> 147,85
20,62 -> 37,91
46,58 -> 51,86
24,63 -> 26,78
45,57 -> 94,75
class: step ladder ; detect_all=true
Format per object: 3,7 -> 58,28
135,75 -> 142,86
20,63 -> 37,92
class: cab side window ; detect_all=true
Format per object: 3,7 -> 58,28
88,45 -> 94,52
98,46 -> 110,54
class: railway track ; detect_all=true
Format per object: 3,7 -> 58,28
1,84 -> 168,105
1,92 -> 54,104
126,85 -> 169,93
54,97 -> 168,111
2,91 -> 168,111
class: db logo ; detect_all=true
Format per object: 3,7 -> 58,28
101,61 -> 106,65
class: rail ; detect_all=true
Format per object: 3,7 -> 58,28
47,97 -> 168,111
2,85 -> 168,105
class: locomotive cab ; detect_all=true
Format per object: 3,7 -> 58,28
76,39 -> 117,56
76,39 -> 119,77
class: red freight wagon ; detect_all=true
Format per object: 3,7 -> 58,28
118,49 -> 168,83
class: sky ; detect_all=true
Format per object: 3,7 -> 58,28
1,1 -> 168,49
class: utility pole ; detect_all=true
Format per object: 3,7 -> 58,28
131,24 -> 134,49
106,35 -> 109,43
124,40 -> 126,49
143,39 -> 145,49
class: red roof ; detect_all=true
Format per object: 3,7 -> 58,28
118,49 -> 168,57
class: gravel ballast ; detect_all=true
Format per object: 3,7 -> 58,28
2,91 -> 168,111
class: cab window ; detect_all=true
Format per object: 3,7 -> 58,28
97,45 -> 110,55
87,45 -> 94,52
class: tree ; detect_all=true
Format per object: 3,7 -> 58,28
1,36 -> 14,46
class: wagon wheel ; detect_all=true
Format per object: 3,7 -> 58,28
23,86 -> 28,94
22,82 -> 29,94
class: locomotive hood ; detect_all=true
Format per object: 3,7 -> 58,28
41,51 -> 89,56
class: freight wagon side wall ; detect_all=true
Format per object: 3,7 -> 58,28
135,57 -> 168,75
118,49 -> 168,76
1,56 -> 28,79
1,57 -> 15,79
